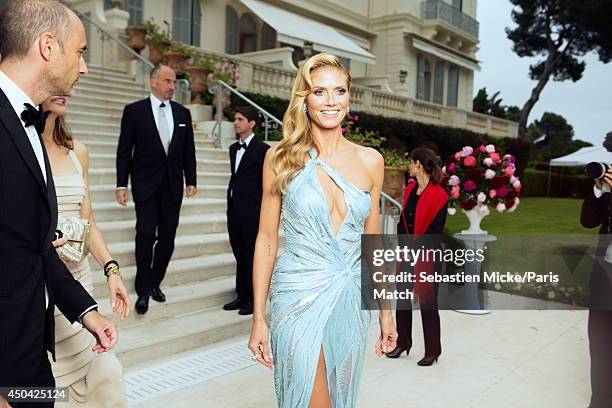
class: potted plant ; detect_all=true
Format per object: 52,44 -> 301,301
163,42 -> 193,75
142,18 -> 171,65
380,148 -> 409,202
185,57 -> 215,104
444,144 -> 521,234
125,23 -> 147,54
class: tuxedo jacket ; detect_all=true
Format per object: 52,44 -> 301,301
0,88 -> 95,386
116,98 -> 197,204
581,186 -> 612,310
227,137 -> 270,219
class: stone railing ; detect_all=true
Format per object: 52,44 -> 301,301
187,48 -> 518,138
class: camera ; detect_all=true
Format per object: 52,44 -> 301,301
585,162 -> 611,180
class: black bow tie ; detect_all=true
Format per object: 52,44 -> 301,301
20,103 -> 49,134
238,142 -> 247,150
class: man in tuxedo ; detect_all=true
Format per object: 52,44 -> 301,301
223,107 -> 270,315
0,0 -> 117,403
581,163 -> 612,408
116,65 -> 197,315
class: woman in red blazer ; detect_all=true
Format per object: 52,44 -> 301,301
386,147 -> 448,366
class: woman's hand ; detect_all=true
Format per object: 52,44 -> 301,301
107,275 -> 130,320
248,319 -> 274,369
374,311 -> 397,357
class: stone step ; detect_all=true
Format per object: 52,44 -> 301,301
98,275 -> 236,330
87,64 -> 134,76
91,197 -> 226,222
75,131 -> 214,147
90,154 -> 230,173
91,252 -> 235,299
78,139 -> 215,155
65,101 -> 125,116
68,109 -> 122,123
73,84 -> 148,101
90,183 -> 227,203
78,74 -> 140,87
88,168 -> 229,186
80,69 -> 142,84
96,212 -> 227,245
106,232 -> 231,268
113,306 -> 251,368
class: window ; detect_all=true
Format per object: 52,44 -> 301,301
173,0 -> 201,46
225,6 -> 239,54
452,0 -> 462,11
238,13 -> 257,53
416,55 -> 431,101
261,23 -> 277,50
125,0 -> 144,27
447,65 -> 459,107
433,61 -> 445,104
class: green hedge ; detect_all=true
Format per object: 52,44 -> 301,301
521,168 -> 591,198
228,92 -> 530,173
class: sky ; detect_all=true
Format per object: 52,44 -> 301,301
474,0 -> 611,146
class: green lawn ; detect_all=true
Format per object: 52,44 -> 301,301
442,197 -> 598,306
444,197 -> 597,235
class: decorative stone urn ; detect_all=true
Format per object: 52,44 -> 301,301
185,67 -> 210,105
125,26 -> 147,54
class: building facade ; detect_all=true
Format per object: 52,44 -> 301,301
0,0 -> 516,137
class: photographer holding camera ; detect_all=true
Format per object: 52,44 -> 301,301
580,132 -> 612,408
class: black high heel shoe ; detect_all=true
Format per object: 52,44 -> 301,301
417,355 -> 439,366
385,346 -> 410,359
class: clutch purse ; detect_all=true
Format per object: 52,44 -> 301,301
56,216 -> 91,263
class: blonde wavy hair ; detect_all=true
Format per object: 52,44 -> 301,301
271,53 -> 352,193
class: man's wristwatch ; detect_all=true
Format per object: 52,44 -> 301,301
104,260 -> 121,280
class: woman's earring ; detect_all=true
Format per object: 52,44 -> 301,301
303,105 -> 308,114
346,106 -> 350,113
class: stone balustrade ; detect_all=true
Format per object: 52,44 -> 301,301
190,49 -> 518,139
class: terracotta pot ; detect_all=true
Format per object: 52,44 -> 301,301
382,166 -> 406,203
125,26 -> 146,54
146,39 -> 170,66
185,67 -> 210,105
163,51 -> 189,75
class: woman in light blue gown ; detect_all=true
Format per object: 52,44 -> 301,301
248,53 -> 398,408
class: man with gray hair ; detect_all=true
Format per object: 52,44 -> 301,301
0,0 -> 118,404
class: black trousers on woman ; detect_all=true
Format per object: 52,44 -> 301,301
396,280 -> 441,357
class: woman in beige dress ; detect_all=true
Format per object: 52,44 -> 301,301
42,95 -> 130,407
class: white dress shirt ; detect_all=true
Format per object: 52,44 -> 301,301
0,70 -> 97,321
594,183 -> 611,198
150,93 -> 174,144
235,133 -> 254,173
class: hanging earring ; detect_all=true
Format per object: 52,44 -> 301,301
303,105 -> 308,114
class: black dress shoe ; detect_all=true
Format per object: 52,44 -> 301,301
238,301 -> 253,315
223,298 -> 243,311
151,287 -> 166,303
135,296 -> 149,315
417,355 -> 440,366
385,345 -> 410,359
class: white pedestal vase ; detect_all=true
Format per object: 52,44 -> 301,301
453,206 -> 496,315
461,204 -> 490,235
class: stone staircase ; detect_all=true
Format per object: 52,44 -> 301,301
71,65 -> 251,370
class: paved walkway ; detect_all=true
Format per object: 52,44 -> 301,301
133,309 -> 590,408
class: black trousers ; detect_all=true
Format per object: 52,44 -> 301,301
1,350 -> 55,408
396,280 -> 441,357
589,310 -> 612,408
227,203 -> 259,304
134,173 -> 181,297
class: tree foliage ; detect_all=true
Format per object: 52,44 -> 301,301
506,0 -> 612,139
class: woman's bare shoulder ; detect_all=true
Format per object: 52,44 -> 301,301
350,142 -> 383,171
72,139 -> 89,161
